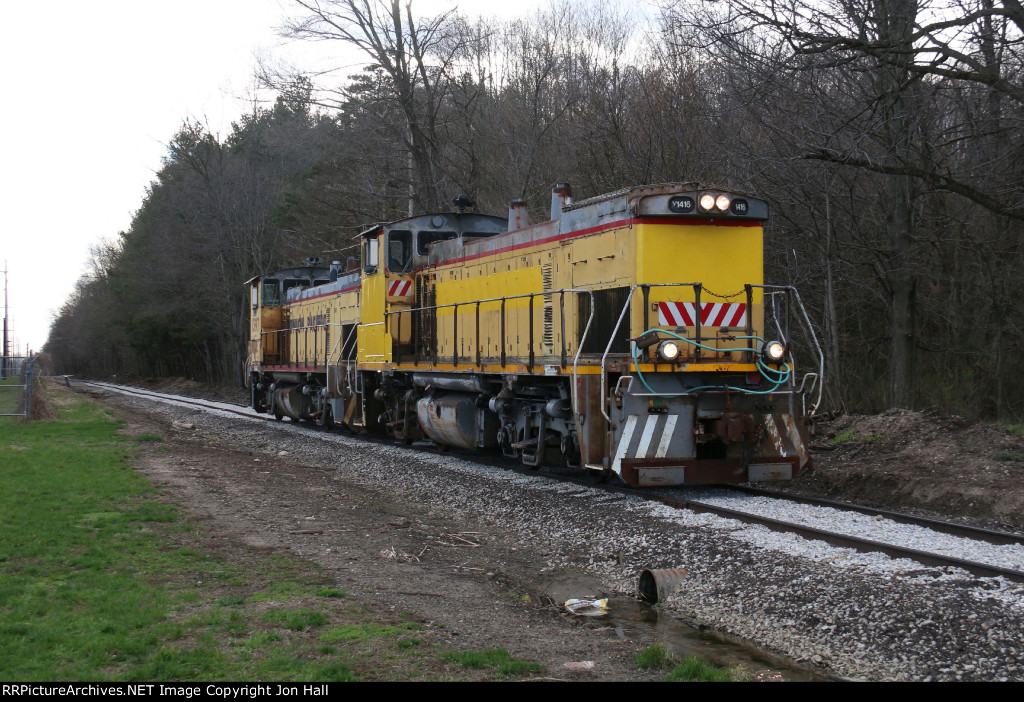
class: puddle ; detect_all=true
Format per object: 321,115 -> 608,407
592,596 -> 827,681
537,571 -> 825,681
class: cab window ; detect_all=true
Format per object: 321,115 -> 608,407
417,230 -> 457,255
363,234 -> 379,272
388,230 -> 413,272
282,279 -> 305,296
262,280 -> 281,306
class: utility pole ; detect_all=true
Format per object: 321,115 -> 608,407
2,261 -> 8,379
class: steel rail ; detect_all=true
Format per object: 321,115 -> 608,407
727,484 -> 1024,547
75,380 -> 1024,584
76,381 -> 267,422
539,475 -> 1024,582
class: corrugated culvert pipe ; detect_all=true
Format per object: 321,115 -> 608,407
638,568 -> 688,603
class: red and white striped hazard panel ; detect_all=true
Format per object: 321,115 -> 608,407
387,279 -> 413,297
657,301 -> 747,328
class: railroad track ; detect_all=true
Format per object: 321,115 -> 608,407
731,484 -> 1024,547
77,379 -> 1024,584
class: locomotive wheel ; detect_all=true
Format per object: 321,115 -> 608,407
316,405 -> 335,429
390,414 -> 413,444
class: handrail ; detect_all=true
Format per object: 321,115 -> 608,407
385,288 -> 594,371
325,322 -> 357,396
598,283 -> 702,422
751,284 -> 825,414
384,288 -> 595,420
260,322 -> 343,369
597,282 -> 823,417
567,290 -> 595,421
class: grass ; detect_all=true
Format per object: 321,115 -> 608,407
634,644 -> 744,682
131,433 -> 164,443
830,428 -> 880,445
262,609 -> 331,631
0,385 -> 520,681
663,656 -> 740,682
441,648 -> 544,677
320,622 -> 420,642
0,375 -> 22,415
636,642 -> 674,669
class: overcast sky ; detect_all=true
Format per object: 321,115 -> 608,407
0,0 -> 544,354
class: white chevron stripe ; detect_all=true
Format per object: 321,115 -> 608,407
658,302 -> 747,328
704,302 -> 723,325
636,415 -> 659,458
655,414 -> 678,458
611,415 -> 638,475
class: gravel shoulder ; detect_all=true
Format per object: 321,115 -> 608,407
80,380 -> 1024,681
89,386 -> 658,681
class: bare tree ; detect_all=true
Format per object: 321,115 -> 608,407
282,0 -> 469,211
672,0 -> 1024,220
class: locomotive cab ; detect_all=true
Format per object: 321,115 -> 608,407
247,265 -> 332,367
356,212 -> 508,366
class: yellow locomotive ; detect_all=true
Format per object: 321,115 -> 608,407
246,183 -> 821,486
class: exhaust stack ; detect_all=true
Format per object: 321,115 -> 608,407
550,182 -> 572,221
508,197 -> 528,231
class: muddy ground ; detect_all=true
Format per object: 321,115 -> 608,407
81,377 -> 1024,679
790,410 -> 1024,533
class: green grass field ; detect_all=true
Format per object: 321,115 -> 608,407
0,375 -> 22,415
0,387 -> 550,682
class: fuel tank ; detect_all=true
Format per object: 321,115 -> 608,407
273,383 -> 306,420
416,393 -> 499,449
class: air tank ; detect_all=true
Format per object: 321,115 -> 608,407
416,393 -> 499,449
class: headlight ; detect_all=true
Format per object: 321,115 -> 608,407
699,193 -> 716,210
657,340 -> 681,362
762,340 -> 786,363
715,194 -> 731,211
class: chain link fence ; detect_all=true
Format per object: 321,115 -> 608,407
1,355 -> 39,419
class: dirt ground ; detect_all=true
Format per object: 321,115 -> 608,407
75,377 -> 1024,680
789,410 -> 1024,533
86,381 -> 662,681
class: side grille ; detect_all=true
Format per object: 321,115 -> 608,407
578,286 -> 630,355
541,263 -> 554,349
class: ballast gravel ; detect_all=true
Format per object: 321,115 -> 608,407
93,385 -> 1024,681
670,488 -> 1024,574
